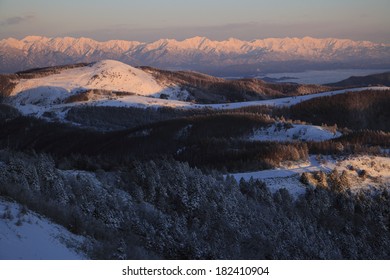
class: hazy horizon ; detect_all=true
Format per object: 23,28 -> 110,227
1,0 -> 389,44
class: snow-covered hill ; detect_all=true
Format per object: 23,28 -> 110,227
0,197 -> 87,260
7,60 -> 190,116
1,36 -> 389,74
11,59 -> 181,98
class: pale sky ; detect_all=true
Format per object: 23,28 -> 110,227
1,0 -> 389,43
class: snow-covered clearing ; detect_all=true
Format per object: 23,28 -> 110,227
331,156 -> 390,189
249,123 -> 341,142
232,156 -> 390,197
0,197 -> 87,260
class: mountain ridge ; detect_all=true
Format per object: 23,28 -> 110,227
326,71 -> 390,87
1,36 -> 389,74
4,35 -> 386,49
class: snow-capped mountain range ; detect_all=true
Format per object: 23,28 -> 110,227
1,36 -> 389,74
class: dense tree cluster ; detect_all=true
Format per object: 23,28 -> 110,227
0,104 -> 20,120
0,75 -> 17,98
66,106 -> 206,131
308,131 -> 390,156
1,106 -> 388,173
284,90 -> 390,131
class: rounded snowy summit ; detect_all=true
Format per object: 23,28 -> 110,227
11,59 -> 165,97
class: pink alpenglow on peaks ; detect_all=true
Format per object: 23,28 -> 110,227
1,36 -> 389,73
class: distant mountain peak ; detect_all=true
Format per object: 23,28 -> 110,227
181,36 -> 210,48
22,35 -> 47,42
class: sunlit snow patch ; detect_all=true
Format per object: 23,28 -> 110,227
231,156 -> 390,198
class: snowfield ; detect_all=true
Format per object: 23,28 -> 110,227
232,156 -> 390,198
0,198 -> 87,260
249,123 -> 341,142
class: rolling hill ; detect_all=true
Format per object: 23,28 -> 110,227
0,60 -> 334,120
